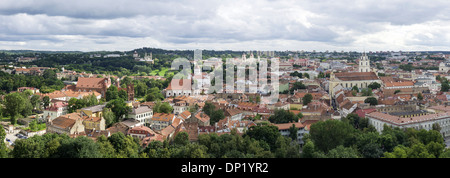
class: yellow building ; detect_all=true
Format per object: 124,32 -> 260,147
77,104 -> 106,118
82,116 -> 106,130
329,53 -> 382,97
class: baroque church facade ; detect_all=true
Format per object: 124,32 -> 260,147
329,52 -> 382,97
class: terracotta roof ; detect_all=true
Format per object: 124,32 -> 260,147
355,108 -> 377,118
178,110 -> 191,120
45,101 -> 68,111
39,90 -> 101,99
160,125 -> 175,137
50,113 -> 83,129
51,117 -> 77,129
130,105 -> 152,115
152,113 -> 175,122
334,72 -> 379,81
237,102 -> 259,108
366,111 -> 450,125
82,116 -> 102,122
195,112 -> 210,123
429,105 -> 450,112
106,122 -> 129,135
140,102 -> 155,108
128,125 -> 156,135
76,77 -> 109,89
198,126 -> 215,133
274,122 -> 304,130
301,120 -> 319,131
166,79 -> 192,90
172,117 -> 182,128
385,81 -> 414,87
289,110 -> 301,115
175,122 -> 198,141
225,108 -> 243,116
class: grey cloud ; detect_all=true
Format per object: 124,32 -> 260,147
0,0 -> 450,51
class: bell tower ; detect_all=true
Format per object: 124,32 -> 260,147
358,52 -> 370,72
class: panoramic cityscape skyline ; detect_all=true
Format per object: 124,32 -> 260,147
1,0 -> 450,52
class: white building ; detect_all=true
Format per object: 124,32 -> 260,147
128,105 -> 153,127
358,52 -> 371,72
366,111 -> 450,138
42,101 -> 68,122
165,79 -> 200,97
173,101 -> 188,115
274,122 -> 309,146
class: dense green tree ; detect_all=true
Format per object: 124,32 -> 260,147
244,125 -> 281,151
144,87 -> 164,101
134,82 -> 148,98
174,132 -> 190,146
442,81 -> 450,92
143,140 -> 171,158
407,143 -> 435,158
118,90 -> 128,101
384,145 -> 408,158
57,136 -> 101,158
105,85 -> 119,101
106,98 -> 131,122
367,82 -> 381,90
202,101 -> 215,116
107,132 -> 140,158
342,113 -> 369,130
4,92 -> 27,124
352,85 -> 359,92
159,102 -> 173,114
96,135 -> 117,158
103,108 -> 116,127
30,94 -> 41,110
417,92 -> 423,101
364,97 -> 378,106
326,145 -> 359,158
318,72 -> 325,78
268,109 -> 299,124
426,141 -> 445,158
439,148 -> 450,158
43,96 -> 50,109
309,119 -> 356,153
289,124 -> 298,141
300,140 -> 316,158
303,93 -> 313,105
432,123 -> 442,132
209,109 -> 225,125
171,143 -> 209,158
0,126 -> 8,158
290,81 -> 306,93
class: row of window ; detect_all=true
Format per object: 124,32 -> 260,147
136,112 -> 152,119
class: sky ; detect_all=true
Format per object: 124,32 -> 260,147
1,0 -> 450,52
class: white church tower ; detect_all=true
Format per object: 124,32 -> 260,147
358,52 -> 371,72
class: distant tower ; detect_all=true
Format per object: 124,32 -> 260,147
358,52 -> 371,72
127,84 -> 135,101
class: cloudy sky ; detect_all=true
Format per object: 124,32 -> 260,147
1,0 -> 450,52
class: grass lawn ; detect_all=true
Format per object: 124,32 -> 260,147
0,117 -> 10,122
150,69 -> 159,76
279,83 -> 289,93
158,67 -> 169,76
150,67 -> 169,77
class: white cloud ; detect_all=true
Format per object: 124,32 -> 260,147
0,0 -> 450,51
